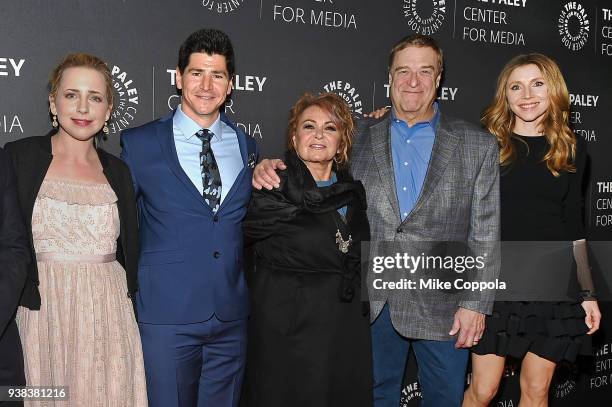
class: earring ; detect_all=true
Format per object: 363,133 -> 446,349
52,115 -> 58,128
103,121 -> 109,135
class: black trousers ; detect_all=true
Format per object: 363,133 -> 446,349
0,319 -> 24,407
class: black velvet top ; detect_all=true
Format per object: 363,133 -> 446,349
500,134 -> 586,241
243,151 -> 370,302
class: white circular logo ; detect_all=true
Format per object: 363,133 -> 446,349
321,80 -> 363,115
553,364 -> 577,399
108,64 -> 139,135
201,0 -> 244,14
558,2 -> 590,51
400,381 -> 422,406
402,0 -> 446,35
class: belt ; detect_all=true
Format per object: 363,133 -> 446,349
36,252 -> 116,264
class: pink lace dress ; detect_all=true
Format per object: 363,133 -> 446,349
16,179 -> 147,406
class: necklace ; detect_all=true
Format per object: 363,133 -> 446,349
333,213 -> 352,254
335,229 -> 352,253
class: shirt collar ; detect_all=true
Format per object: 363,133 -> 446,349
174,104 -> 223,141
391,101 -> 440,129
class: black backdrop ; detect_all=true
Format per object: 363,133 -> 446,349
1,0 -> 611,405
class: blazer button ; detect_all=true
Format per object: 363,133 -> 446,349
396,227 -> 403,233
127,292 -> 133,299
213,251 -> 221,259
213,215 -> 219,222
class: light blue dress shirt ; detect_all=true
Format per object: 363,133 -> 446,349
173,105 -> 243,203
391,103 -> 439,221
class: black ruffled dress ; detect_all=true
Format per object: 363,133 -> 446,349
473,134 -> 591,363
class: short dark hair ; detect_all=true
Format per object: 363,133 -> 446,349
388,34 -> 444,73
177,29 -> 235,77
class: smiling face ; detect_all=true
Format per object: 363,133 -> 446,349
49,66 -> 112,142
292,105 -> 342,179
176,52 -> 233,128
506,64 -> 550,134
389,45 -> 441,125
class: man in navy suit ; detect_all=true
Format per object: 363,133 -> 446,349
120,29 -> 258,407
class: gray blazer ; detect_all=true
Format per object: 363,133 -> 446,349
351,112 -> 500,341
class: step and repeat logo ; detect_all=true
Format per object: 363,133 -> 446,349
553,364 -> 578,399
569,91 -> 599,143
108,65 -> 140,135
0,57 -> 26,135
588,341 -> 612,390
558,2 -> 590,51
400,380 -> 421,406
272,0 -> 357,30
594,181 -> 612,229
600,7 -> 612,55
383,83 -> 459,102
460,0 -> 527,47
322,80 -> 363,115
225,74 -> 268,139
402,0 -> 446,35
201,0 -> 245,14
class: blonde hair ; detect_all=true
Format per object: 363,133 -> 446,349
482,53 -> 576,176
49,53 -> 114,107
287,92 -> 354,166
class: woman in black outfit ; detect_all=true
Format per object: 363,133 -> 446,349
464,54 -> 601,406
243,92 -> 372,407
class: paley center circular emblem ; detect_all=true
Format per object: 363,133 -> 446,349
402,0 -> 446,35
108,64 -> 139,135
321,80 -> 363,115
558,2 -> 590,51
201,0 -> 244,14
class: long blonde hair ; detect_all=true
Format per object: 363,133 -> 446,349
482,53 -> 576,176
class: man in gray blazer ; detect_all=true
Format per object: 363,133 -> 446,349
253,34 -> 499,407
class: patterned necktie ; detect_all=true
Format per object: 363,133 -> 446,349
195,129 -> 222,212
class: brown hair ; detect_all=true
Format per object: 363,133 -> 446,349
388,34 -> 444,73
482,53 -> 576,176
287,92 -> 354,166
49,53 -> 114,107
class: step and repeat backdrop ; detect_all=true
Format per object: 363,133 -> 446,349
1,0 -> 611,405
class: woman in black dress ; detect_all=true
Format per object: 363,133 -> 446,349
463,54 -> 601,406
243,92 -> 372,407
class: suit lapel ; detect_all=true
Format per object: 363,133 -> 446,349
403,113 -> 460,222
217,114 -> 247,212
155,115 -> 212,212
370,117 -> 401,220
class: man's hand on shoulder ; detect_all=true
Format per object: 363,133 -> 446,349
449,307 -> 485,349
252,159 -> 286,190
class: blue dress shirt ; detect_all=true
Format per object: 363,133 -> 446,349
173,105 -> 243,203
391,103 -> 439,221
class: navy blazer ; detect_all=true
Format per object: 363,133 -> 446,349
120,112 -> 258,324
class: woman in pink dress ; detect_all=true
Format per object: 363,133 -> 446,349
5,53 -> 147,406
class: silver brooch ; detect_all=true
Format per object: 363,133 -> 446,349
335,229 -> 353,254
